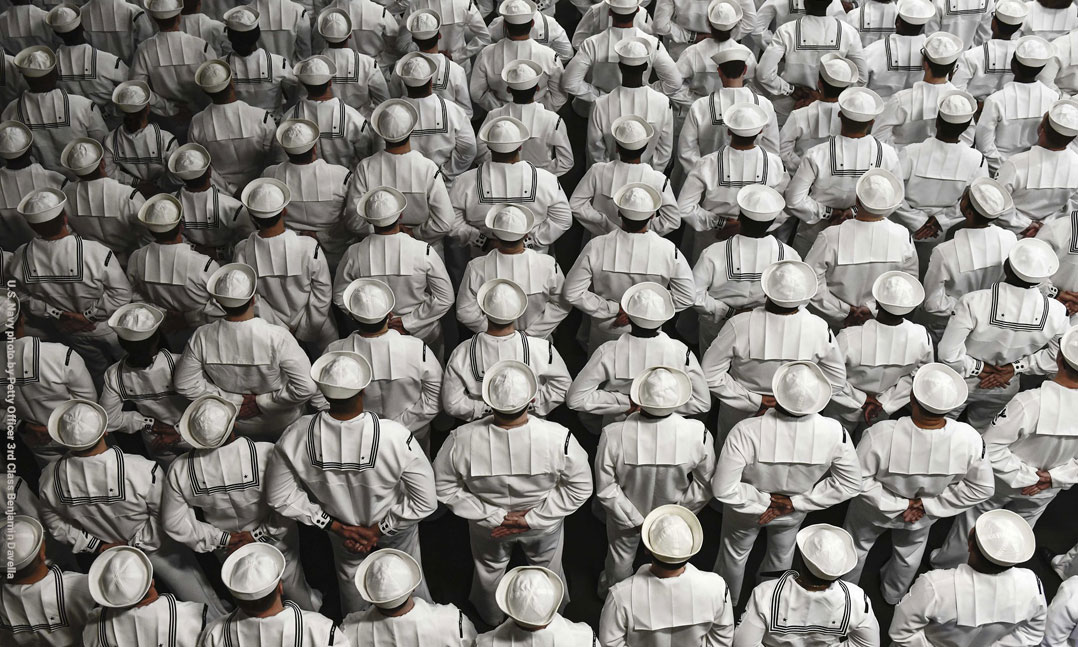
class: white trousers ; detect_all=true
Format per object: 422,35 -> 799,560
930,490 -> 1055,570
149,538 -> 229,617
328,524 -> 431,615
842,497 -> 934,605
948,378 -> 1019,432
467,520 -> 567,626
601,522 -> 641,595
714,506 -> 807,606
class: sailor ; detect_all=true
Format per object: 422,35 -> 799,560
82,546 -> 208,647
587,38 -> 674,169
314,0 -> 399,74
221,6 -> 300,118
833,272 -> 933,431
476,59 -> 573,177
433,360 -> 592,626
399,0 -> 489,73
442,278 -> 571,421
700,260 -> 848,436
571,0 -> 653,51
845,0 -> 900,48
104,81 -> 180,194
38,399 -> 228,613
784,87 -> 900,256
892,91 -> 987,275
678,103 -> 789,261
9,187 -> 131,383
344,100 -> 456,253
754,0 -> 847,52
78,0 -> 153,64
675,1 -> 758,106
287,55 -> 374,170
930,0 -> 994,49
938,238 -> 1069,430
390,11 -> 472,115
0,51 -> 28,112
3,46 -> 108,174
564,184 -> 694,350
655,0 -> 754,59
173,263 -> 319,440
456,204 -> 571,338
0,120 -> 65,252
470,0 -> 566,113
1045,14 -> 1078,94
678,46 -> 778,173
179,0 -> 227,55
889,510 -> 1047,646
188,59 -> 277,195
777,53 -> 857,173
316,8 -> 389,119
200,544 -> 350,646
692,184 -> 799,351
874,31 -> 969,147
342,549 -> 477,647
975,35 -> 1061,173
600,506 -> 733,647
334,187 -> 454,354
996,99 -> 1078,235
162,394 -> 320,609
327,279 -> 442,452
0,0 -> 57,57
0,293 -> 96,465
594,369 -> 717,594
841,363 -> 993,604
478,566 -> 595,647
249,0 -> 311,63
566,282 -> 710,425
392,65 -> 477,183
0,516 -> 95,647
733,524 -> 881,646
931,326 -> 1078,568
47,4 -> 129,126
265,351 -> 437,614
563,0 -> 682,107
487,4 -> 573,63
861,0 -> 933,98
451,116 -> 572,255
569,116 -> 680,237
951,0 -> 1032,101
59,138 -> 144,265
713,361 -> 862,605
756,0 -> 867,121
922,178 -> 1016,339
130,0 -> 217,117
804,168 -> 919,328
1044,575 -> 1078,646
1016,0 -> 1077,41
100,303 -> 191,465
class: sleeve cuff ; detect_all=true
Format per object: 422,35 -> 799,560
46,305 -> 63,319
314,512 -> 332,529
1013,359 -> 1028,374
141,417 -> 155,432
378,518 -> 398,536
969,359 -> 984,377
218,531 -> 230,550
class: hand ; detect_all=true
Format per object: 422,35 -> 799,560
330,521 -> 373,553
491,509 -> 531,538
913,217 -> 942,241
1018,221 -> 1044,238
387,315 -> 410,335
843,306 -> 873,328
862,395 -> 884,424
612,307 -> 631,328
149,421 -> 181,452
828,208 -> 855,226
1056,290 -> 1078,316
97,542 -> 125,554
625,402 -> 641,416
841,0 -> 856,10
57,311 -> 95,333
978,363 -> 1015,389
902,498 -> 925,524
758,494 -> 794,525
226,531 -> 256,554
1021,469 -> 1053,496
792,88 -> 819,110
238,394 -> 262,419
20,421 -> 51,447
295,229 -> 319,239
400,224 -> 415,238
715,217 -> 741,241
756,395 -> 777,416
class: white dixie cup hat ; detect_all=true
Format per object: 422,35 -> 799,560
772,361 -> 831,416
994,0 -> 1029,25
168,143 -> 211,181
612,182 -> 661,221
223,5 -> 259,32
614,37 -> 651,67
11,515 -> 44,571
1060,325 -> 1078,370
974,509 -> 1036,567
145,0 -> 183,19
177,394 -> 239,449
482,360 -> 539,413
499,0 -> 536,24
611,115 -> 654,151
496,566 -> 564,628
485,203 -> 535,241
137,193 -> 183,233
707,0 -> 743,30
711,43 -> 752,67
395,52 -> 437,87
17,187 -> 67,224
112,80 -> 152,113
872,271 -> 924,316
14,46 -> 56,78
630,366 -> 692,416
922,31 -> 963,65
1048,99 -> 1078,138
819,53 -> 859,88
1014,35 -> 1052,67
88,546 -> 154,609
46,3 -> 81,33
60,137 -> 104,176
108,302 -> 166,342
354,549 -> 423,609
737,184 -> 785,222
48,398 -> 108,450
208,263 -> 257,308
723,102 -> 768,138
761,260 -> 817,308
311,351 -> 373,400
241,178 -> 291,219
911,362 -> 968,414
1007,238 -> 1059,284
479,116 -> 530,154
276,118 -> 320,155
406,9 -> 441,40
502,59 -> 543,91
318,8 -> 352,43
371,99 -> 419,142
937,90 -> 977,124
359,186 -> 407,227
896,0 -> 934,25
195,59 -> 232,94
220,543 -> 286,601
620,282 -> 675,329
294,55 -> 336,86
605,0 -> 641,14
968,177 -> 1012,220
855,168 -> 904,217
837,87 -> 883,122
795,524 -> 857,580
477,278 -> 528,324
641,504 -> 703,563
343,278 -> 396,324
0,120 -> 32,160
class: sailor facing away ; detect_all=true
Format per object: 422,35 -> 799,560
478,566 -> 597,647
861,0 -> 931,99
776,54 -> 855,174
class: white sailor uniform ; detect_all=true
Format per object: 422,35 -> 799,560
568,160 -> 680,238
1,89 -> 109,174
188,100 -> 277,195
99,351 -> 191,465
0,566 -> 94,647
456,248 -> 571,339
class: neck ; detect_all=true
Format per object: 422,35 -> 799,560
328,402 -> 364,420
225,308 -> 254,322
211,91 -> 236,105
374,223 -> 402,235
486,322 -> 516,337
248,599 -> 285,619
385,141 -> 411,155
722,76 -> 744,88
765,300 -> 799,316
123,114 -> 149,133
912,411 -> 947,429
73,439 -> 109,457
232,44 -> 258,57
125,351 -> 157,369
497,242 -> 525,254
875,310 -> 904,326
794,572 -> 832,591
632,326 -> 660,338
1055,368 -> 1078,389
11,562 -> 49,585
406,85 -> 433,98
649,563 -> 685,578
305,87 -> 333,101
43,225 -> 70,241
494,412 -> 529,428
855,212 -> 885,222
618,154 -> 642,164
186,175 -> 212,192
256,220 -> 286,237
78,169 -> 105,182
729,137 -> 756,151
287,151 -> 317,165
923,73 -> 948,85
612,16 -> 634,28
358,325 -> 388,338
491,152 -> 520,164
841,128 -> 869,139
5,155 -> 33,170
135,587 -> 160,608
377,598 -> 415,617
509,32 -> 530,41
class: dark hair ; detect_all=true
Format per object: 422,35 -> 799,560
926,59 -> 957,78
221,299 -> 253,317
414,35 -> 439,50
1011,58 -> 1045,80
251,213 -> 283,230
355,315 -> 390,334
226,27 -> 261,52
615,142 -> 646,159
1045,119 -> 1076,148
150,223 -> 183,241
302,80 -> 331,95
935,116 -> 970,140
509,85 -> 538,103
30,213 -> 66,238
838,113 -> 873,135
620,215 -> 649,232
718,60 -> 747,78
819,78 -> 844,99
996,19 -> 1021,39
739,215 -> 773,237
506,21 -> 532,38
